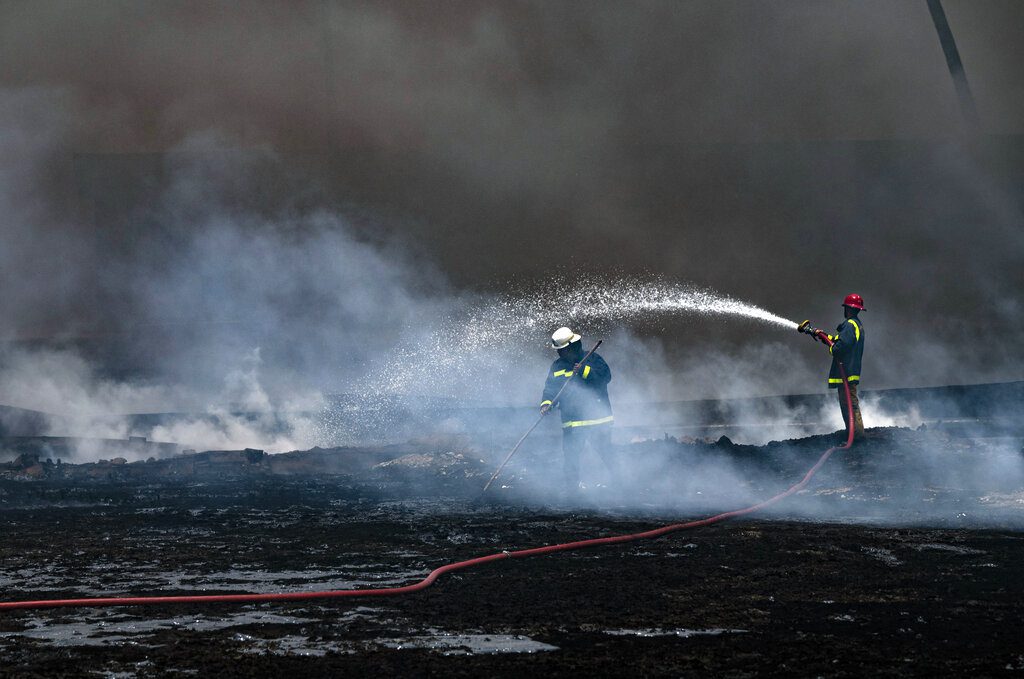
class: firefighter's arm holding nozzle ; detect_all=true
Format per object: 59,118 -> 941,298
797,318 -> 853,353
797,319 -> 831,345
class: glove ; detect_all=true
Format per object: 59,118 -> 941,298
540,403 -> 552,415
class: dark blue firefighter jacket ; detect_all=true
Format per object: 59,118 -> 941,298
828,317 -> 864,389
540,352 -> 613,428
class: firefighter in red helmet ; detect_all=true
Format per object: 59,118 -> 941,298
798,294 -> 867,441
826,294 -> 866,440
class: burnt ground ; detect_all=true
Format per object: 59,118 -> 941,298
2,428 -> 1024,677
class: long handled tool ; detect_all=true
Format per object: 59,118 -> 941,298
480,340 -> 603,495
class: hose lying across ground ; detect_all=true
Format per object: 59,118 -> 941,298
0,371 -> 855,612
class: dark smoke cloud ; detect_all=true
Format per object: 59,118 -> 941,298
8,1 -> 1021,148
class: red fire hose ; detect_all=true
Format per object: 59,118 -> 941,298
0,353 -> 855,612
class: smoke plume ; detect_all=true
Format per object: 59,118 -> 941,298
0,3 -> 1022,525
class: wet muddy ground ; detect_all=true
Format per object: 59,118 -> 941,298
2,429 -> 1024,676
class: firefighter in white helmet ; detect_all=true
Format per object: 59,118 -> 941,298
540,327 -> 616,493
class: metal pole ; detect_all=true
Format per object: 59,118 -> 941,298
925,0 -> 980,128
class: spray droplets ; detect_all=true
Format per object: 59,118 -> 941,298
442,279 -> 797,359
553,281 -> 798,331
314,280 -> 798,445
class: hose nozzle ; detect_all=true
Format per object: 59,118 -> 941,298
797,319 -> 830,345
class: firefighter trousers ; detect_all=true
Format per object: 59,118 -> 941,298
561,423 -> 617,488
837,382 -> 866,440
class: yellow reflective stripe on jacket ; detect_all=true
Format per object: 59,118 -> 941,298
848,319 -> 860,342
828,376 -> 860,384
540,400 -> 552,406
553,369 -> 573,377
562,415 -> 614,428
582,365 -> 591,379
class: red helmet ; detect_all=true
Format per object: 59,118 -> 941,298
842,293 -> 865,310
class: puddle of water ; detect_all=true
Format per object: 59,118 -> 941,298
910,543 -> 986,555
157,566 -> 429,593
238,634 -> 353,657
0,564 -> 79,593
861,546 -> 902,566
380,632 -> 558,655
604,628 -> 746,638
1,564 -> 430,598
0,611 -> 317,648
1,605 -> 392,652
94,661 -> 155,678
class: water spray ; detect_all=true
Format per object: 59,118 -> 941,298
323,279 -> 800,445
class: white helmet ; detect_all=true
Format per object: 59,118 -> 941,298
550,326 -> 582,350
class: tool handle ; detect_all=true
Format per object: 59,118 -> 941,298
480,413 -> 545,494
